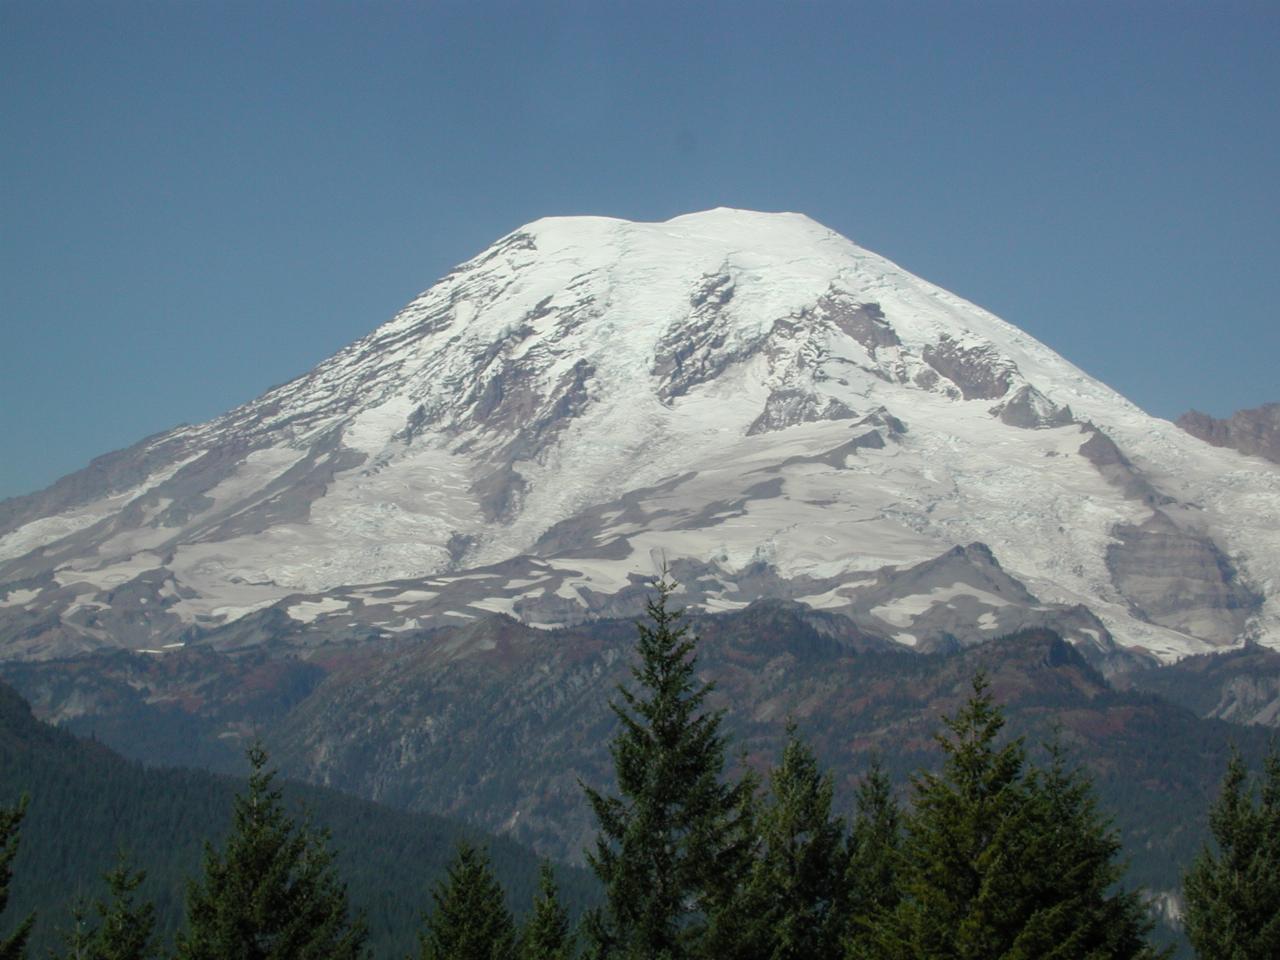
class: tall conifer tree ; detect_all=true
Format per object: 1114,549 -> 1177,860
844,759 -> 902,958
519,861 -> 573,960
706,722 -> 848,960
581,576 -> 753,960
54,852 -> 157,960
418,840 -> 515,960
1183,747 -> 1280,960
863,674 -> 1164,960
995,746 -> 1164,959
175,743 -> 368,960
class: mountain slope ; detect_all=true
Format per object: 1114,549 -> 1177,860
2,209 -> 1277,662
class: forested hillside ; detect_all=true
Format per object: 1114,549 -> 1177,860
5,607 -> 1273,909
0,683 -> 596,958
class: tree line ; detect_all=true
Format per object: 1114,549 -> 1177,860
1,578 -> 1277,959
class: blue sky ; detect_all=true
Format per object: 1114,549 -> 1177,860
2,1 -> 1278,500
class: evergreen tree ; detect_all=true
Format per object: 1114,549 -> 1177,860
706,722 -> 847,960
863,674 -> 1165,960
519,861 -> 574,960
844,759 -> 902,958
53,852 -> 157,960
0,797 -> 32,960
1183,746 -> 1280,960
996,746 -> 1165,959
175,742 -> 368,960
418,840 -> 515,960
581,575 -> 754,960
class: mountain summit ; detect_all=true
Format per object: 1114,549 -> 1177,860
2,209 -> 1276,662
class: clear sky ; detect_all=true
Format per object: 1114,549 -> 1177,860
2,1 -> 1278,500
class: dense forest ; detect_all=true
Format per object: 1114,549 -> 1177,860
0,582 -> 1277,959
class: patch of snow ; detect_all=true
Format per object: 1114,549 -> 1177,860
870,584 -> 1011,628
697,596 -> 751,613
383,589 -> 440,603
793,586 -> 857,609
286,597 -> 351,624
341,395 -> 418,455
470,597 -> 518,615
502,577 -> 546,590
382,617 -> 422,632
53,552 -> 167,591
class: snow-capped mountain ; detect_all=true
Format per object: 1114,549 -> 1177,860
2,209 -> 1277,662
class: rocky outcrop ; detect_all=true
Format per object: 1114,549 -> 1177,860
1176,403 -> 1280,465
746,390 -> 857,435
471,463 -> 528,524
820,297 -> 901,353
922,335 -> 1017,400
1106,511 -> 1261,646
1077,424 -> 1169,504
990,385 -> 1074,429
653,270 -> 748,401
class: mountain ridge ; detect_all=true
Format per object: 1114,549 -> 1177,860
1177,403 -> 1280,465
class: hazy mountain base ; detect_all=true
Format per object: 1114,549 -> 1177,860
2,603 -> 1274,954
0,683 -> 598,959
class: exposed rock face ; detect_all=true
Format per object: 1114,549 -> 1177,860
1106,511 -> 1261,646
922,335 -> 1017,399
746,390 -> 857,435
472,464 -> 528,524
1177,403 -> 1280,465
653,270 -> 747,401
820,297 -> 901,353
1212,674 -> 1280,725
1077,424 -> 1169,504
990,384 -> 1074,429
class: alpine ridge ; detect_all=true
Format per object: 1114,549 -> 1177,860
2,208 -> 1277,663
